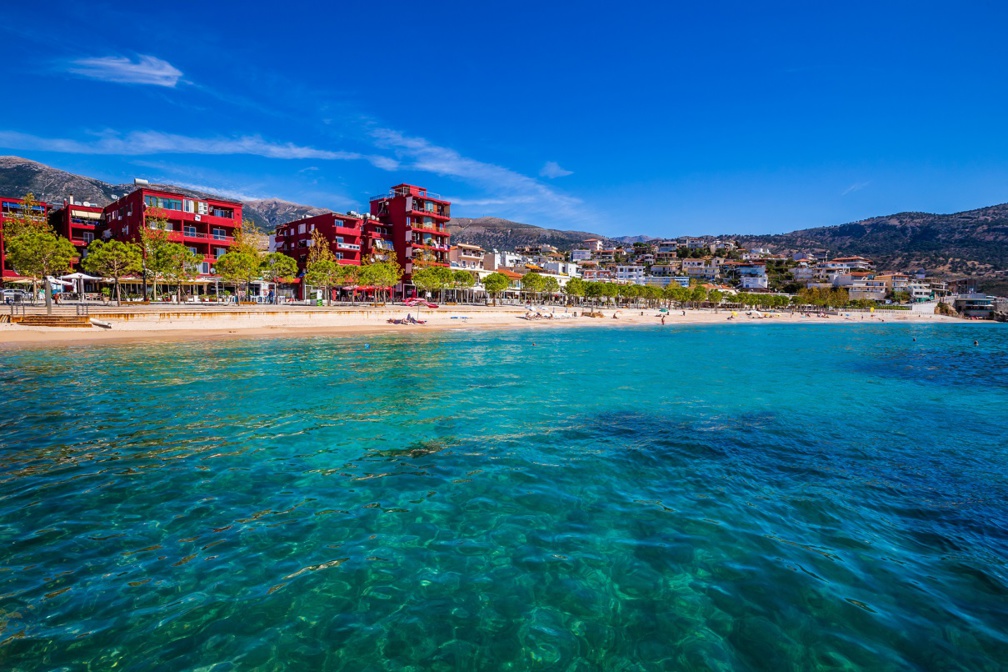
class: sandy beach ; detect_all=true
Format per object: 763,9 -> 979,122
0,303 -> 967,348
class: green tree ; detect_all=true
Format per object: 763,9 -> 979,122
453,269 -> 476,303
140,210 -> 172,300
542,276 -> 560,299
411,266 -> 443,299
521,272 -> 545,302
708,289 -> 723,307
304,260 -> 340,305
216,249 -> 262,300
643,285 -> 663,307
303,230 -> 338,304
2,192 -> 47,240
564,277 -> 586,304
156,243 -> 201,302
216,222 -> 269,300
483,272 -> 510,305
82,239 -> 142,306
260,252 -> 298,301
665,283 -> 689,308
585,281 -> 604,308
690,285 -> 708,307
6,227 -> 77,314
358,259 -> 403,304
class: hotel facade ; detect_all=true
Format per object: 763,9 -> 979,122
101,188 -> 243,275
49,198 -> 103,264
369,184 -> 451,280
1,196 -> 50,279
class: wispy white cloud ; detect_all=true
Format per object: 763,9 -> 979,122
539,161 -> 573,179
371,128 -> 590,225
842,180 -> 870,196
67,55 -> 184,87
0,129 -> 396,168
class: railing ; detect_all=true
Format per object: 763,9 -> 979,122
410,222 -> 447,232
370,187 -> 444,201
408,206 -> 450,219
9,303 -> 27,316
337,243 -> 361,251
76,304 -> 89,316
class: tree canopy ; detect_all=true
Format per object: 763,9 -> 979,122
83,239 -> 142,305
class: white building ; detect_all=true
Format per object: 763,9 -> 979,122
740,275 -> 769,290
449,243 -> 486,270
543,260 -> 579,277
570,249 -> 592,262
615,265 -> 647,284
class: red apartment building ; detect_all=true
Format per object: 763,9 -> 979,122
274,212 -> 365,270
101,188 -> 242,275
363,216 -> 395,264
1,196 -> 50,279
369,184 -> 451,281
50,198 -> 103,266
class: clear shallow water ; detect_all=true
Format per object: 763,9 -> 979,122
1,323 -> 1006,670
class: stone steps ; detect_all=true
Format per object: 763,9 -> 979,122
12,315 -> 93,328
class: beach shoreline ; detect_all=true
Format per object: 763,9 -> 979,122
0,304 -> 972,349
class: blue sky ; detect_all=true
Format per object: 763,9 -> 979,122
1,1 -> 1006,237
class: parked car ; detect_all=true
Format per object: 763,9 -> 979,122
2,289 -> 30,304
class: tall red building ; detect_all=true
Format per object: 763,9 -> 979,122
274,212 -> 364,271
1,196 -> 50,279
101,188 -> 242,275
369,184 -> 451,281
49,198 -> 103,266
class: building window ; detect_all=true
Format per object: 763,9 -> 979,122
213,228 -> 226,240
144,196 -> 183,211
82,232 -> 94,243
184,225 -> 196,237
298,224 -> 306,234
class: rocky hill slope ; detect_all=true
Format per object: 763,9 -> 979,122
737,204 -> 1008,288
0,156 -> 325,230
447,217 -> 606,251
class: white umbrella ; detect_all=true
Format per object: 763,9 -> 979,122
60,272 -> 101,281
61,272 -> 102,303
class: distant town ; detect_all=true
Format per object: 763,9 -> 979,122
1,181 -> 1004,320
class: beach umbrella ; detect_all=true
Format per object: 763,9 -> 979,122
61,272 -> 102,303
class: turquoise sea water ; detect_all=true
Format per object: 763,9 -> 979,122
1,323 -> 1006,670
